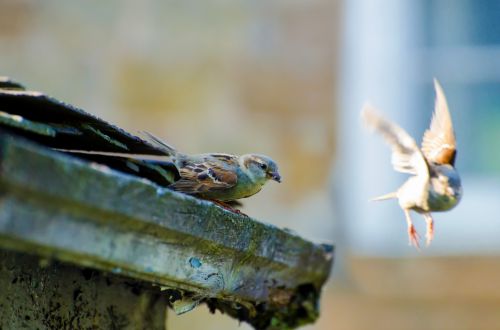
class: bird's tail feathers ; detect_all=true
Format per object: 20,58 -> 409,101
53,148 -> 172,162
54,131 -> 178,161
371,191 -> 398,201
139,131 -> 177,156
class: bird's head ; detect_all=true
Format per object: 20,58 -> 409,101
432,164 -> 463,204
240,154 -> 281,184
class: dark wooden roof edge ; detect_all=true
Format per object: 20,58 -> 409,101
0,76 -> 26,90
0,77 -> 169,155
0,77 -> 180,186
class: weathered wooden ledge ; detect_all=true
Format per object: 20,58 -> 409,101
0,134 -> 333,329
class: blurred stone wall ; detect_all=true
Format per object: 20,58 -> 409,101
3,2 -> 500,330
1,1 -> 339,329
1,0 -> 340,240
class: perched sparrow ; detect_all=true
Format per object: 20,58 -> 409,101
361,79 -> 462,249
141,132 -> 281,202
56,132 -> 281,208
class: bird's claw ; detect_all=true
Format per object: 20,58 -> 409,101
407,224 -> 420,250
232,208 -> 248,217
425,216 -> 434,246
210,200 -> 248,217
425,230 -> 433,246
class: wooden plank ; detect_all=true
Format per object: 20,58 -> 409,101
0,133 -> 334,329
0,249 -> 168,330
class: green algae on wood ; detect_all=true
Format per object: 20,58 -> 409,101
0,134 -> 333,329
0,250 -> 167,330
0,111 -> 56,136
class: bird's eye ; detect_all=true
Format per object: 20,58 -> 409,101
259,163 -> 267,170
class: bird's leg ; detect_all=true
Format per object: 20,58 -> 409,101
209,200 -> 248,217
404,209 -> 420,250
423,213 -> 434,246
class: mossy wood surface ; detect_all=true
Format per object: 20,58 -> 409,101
0,250 -> 167,330
0,134 -> 333,329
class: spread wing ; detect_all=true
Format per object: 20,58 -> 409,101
169,157 -> 238,195
362,104 -> 429,178
421,79 -> 457,165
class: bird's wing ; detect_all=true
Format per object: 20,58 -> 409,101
169,157 -> 238,195
362,104 -> 429,178
421,79 -> 457,165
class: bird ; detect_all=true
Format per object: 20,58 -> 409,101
140,132 -> 281,203
55,132 -> 281,212
361,79 -> 462,249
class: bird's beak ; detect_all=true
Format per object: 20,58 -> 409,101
271,172 -> 281,183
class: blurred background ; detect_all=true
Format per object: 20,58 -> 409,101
1,0 -> 500,329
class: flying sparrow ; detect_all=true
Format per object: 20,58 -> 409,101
56,132 -> 281,209
361,79 -> 462,249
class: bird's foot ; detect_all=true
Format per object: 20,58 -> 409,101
210,200 -> 248,217
404,209 -> 420,250
407,224 -> 421,250
424,213 -> 434,246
